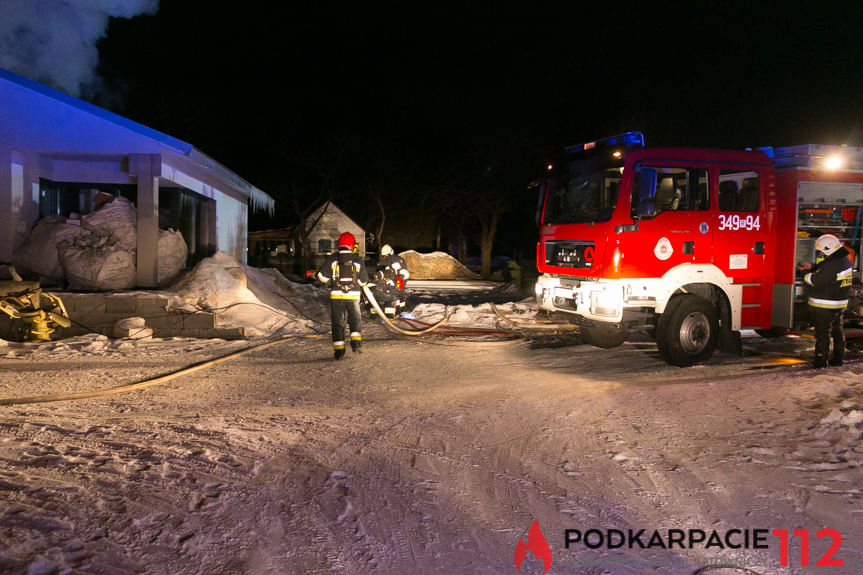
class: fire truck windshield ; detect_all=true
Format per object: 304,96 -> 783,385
544,167 -> 622,225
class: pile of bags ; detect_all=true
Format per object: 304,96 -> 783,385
13,197 -> 187,290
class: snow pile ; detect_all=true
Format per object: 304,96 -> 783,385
406,300 -> 538,329
782,369 -> 863,479
0,334 -> 249,369
810,379 -> 863,459
408,303 -> 497,328
170,252 -> 323,338
399,250 -> 480,280
244,266 -> 320,312
172,251 -> 254,312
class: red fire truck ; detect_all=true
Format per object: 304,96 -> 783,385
533,132 -> 863,366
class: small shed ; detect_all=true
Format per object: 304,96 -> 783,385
305,202 -> 366,265
248,201 -> 366,273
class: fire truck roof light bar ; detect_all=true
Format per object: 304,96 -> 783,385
564,131 -> 645,155
759,144 -> 863,170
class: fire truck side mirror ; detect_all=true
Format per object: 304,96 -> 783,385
635,167 -> 658,218
637,167 -> 658,199
533,180 -> 548,227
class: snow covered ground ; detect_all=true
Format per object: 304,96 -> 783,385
1,257 -> 862,574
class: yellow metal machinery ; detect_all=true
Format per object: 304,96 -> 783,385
0,281 -> 71,342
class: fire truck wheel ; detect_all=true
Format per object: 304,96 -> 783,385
580,325 -> 630,349
656,294 -> 718,367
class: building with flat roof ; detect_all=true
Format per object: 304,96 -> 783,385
0,67 -> 273,287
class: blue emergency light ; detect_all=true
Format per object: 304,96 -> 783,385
564,131 -> 645,155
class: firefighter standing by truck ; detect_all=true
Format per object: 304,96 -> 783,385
798,234 -> 853,368
317,232 -> 369,360
373,244 -> 410,318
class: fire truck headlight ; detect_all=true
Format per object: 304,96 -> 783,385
591,288 -> 621,317
825,155 -> 843,170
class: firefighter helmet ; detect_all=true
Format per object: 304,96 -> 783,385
381,244 -> 394,256
337,232 -> 355,248
815,234 -> 842,257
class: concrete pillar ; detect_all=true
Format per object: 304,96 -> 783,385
130,154 -> 161,287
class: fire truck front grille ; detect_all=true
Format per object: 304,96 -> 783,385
545,241 -> 595,269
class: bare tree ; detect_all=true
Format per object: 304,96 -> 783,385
476,198 -> 506,278
277,137 -> 347,273
367,184 -> 387,251
462,137 -> 544,278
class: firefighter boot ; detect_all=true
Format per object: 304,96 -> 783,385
351,340 -> 362,353
334,348 -> 345,360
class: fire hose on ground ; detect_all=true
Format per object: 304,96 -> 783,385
0,334 -> 322,406
362,284 -> 451,335
362,285 -> 519,339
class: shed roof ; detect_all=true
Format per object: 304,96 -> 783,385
305,201 -> 365,234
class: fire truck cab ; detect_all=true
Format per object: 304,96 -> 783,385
534,132 -> 863,366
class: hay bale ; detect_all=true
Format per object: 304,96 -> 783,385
399,250 -> 480,280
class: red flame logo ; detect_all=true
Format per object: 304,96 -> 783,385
514,520 -> 552,573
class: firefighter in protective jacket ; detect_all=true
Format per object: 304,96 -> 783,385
317,232 -> 369,360
799,233 -> 853,368
374,244 -> 410,317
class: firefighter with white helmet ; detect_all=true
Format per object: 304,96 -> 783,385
373,244 -> 410,317
798,233 -> 853,368
317,232 -> 369,359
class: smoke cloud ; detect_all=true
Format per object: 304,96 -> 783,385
0,0 -> 158,96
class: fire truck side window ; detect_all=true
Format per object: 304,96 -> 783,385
718,170 -> 760,212
632,165 -> 708,219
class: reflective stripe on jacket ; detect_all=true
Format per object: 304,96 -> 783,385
804,247 -> 852,309
317,248 -> 369,300
377,254 -> 410,282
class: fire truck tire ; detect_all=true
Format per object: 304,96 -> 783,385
580,325 -> 630,348
656,294 -> 719,367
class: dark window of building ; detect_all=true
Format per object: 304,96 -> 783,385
158,187 -> 215,266
38,179 -> 136,218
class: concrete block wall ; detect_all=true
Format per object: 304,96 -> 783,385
55,293 -> 245,340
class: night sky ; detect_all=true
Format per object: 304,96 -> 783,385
5,1 -> 863,257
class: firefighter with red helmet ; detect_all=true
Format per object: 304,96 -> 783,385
317,232 -> 369,360
798,233 -> 853,368
373,244 -> 410,318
